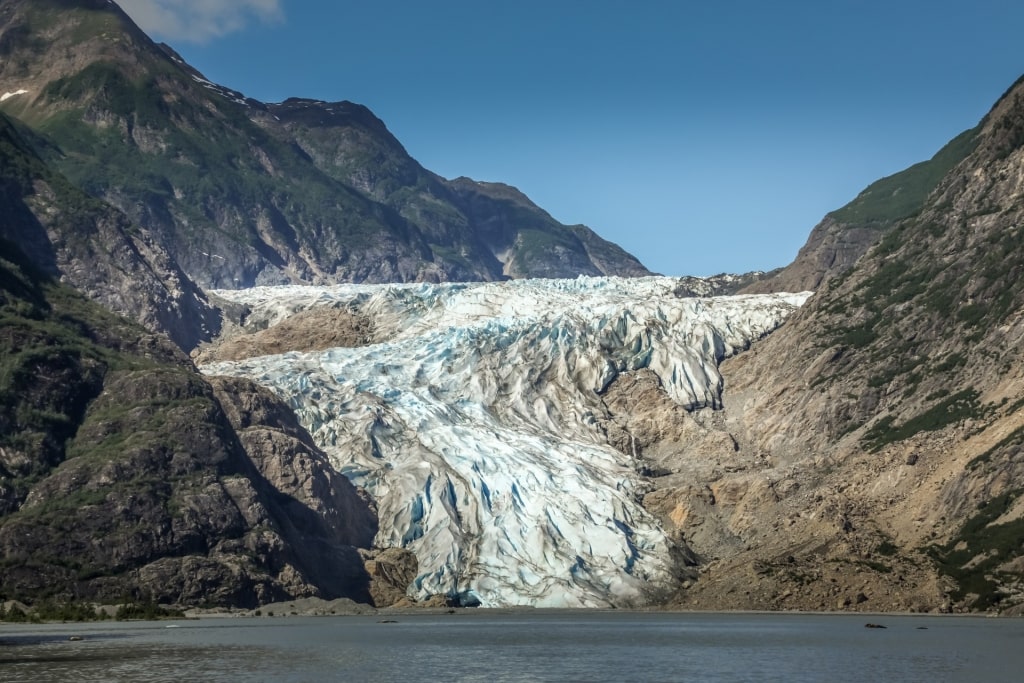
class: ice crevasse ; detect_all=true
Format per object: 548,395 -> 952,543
203,276 -> 810,607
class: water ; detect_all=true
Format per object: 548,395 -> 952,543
1,611 -> 1022,682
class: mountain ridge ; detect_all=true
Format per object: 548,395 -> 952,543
0,109 -> 218,350
0,0 -> 651,300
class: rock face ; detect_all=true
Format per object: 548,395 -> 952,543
360,547 -> 421,608
0,242 -> 377,608
196,304 -> 376,364
0,0 -> 651,292
200,277 -> 807,607
0,111 -> 218,350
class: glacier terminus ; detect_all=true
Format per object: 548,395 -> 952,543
202,277 -> 810,607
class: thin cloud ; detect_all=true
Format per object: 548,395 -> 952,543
118,0 -> 283,43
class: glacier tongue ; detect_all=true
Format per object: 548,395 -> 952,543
203,277 -> 809,607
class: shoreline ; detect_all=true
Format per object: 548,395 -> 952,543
0,608 -> 1015,631
3,593 -> 1019,626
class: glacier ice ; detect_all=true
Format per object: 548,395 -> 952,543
203,277 -> 809,607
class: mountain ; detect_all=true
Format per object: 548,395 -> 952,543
204,72 -> 1024,613
649,74 -> 1024,613
0,0 -> 650,294
0,0 -> 644,611
199,278 -> 807,607
0,89 -> 427,610
6,0 -> 1024,616
0,236 -> 381,607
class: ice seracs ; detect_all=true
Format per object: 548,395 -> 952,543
203,276 -> 809,607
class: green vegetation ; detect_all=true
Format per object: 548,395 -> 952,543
43,62 -> 170,127
863,389 -> 983,452
0,598 -> 110,622
866,357 -> 923,389
18,1 -> 129,47
934,353 -> 967,373
1,251 -> 101,498
856,559 -> 892,574
32,57 -> 406,259
928,489 -> 1024,610
968,425 -> 1024,471
0,235 -> 222,608
566,224 -> 642,269
115,599 -> 184,620
830,126 -> 980,225
989,85 -> 1024,160
875,539 -> 899,557
514,229 -> 583,269
0,597 -> 185,622
428,243 -> 475,273
835,321 -> 879,349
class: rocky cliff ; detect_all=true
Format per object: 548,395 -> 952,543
0,125 -> 422,606
0,234 -> 381,608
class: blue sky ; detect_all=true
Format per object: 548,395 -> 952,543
118,1 -> 1024,277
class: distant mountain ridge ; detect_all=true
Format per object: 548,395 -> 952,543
0,0 -> 650,302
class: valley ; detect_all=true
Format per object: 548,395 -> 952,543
2,0 -> 1024,617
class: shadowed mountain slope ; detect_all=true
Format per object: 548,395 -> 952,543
0,236 -> 378,607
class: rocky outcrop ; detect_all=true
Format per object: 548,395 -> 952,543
195,304 -> 376,363
208,375 -> 378,553
0,244 -> 378,608
360,547 -> 420,607
742,214 -> 885,294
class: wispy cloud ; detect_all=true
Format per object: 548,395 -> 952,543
117,0 -> 283,43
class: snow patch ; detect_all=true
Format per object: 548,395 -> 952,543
204,277 -> 809,607
190,75 -> 248,106
1,89 -> 28,102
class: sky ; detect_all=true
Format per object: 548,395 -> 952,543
117,0 -> 1024,277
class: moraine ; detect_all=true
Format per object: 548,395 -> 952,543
202,277 -> 809,607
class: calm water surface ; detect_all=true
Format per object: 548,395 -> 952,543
1,611 -> 1022,682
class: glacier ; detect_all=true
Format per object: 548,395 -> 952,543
202,277 -> 809,607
